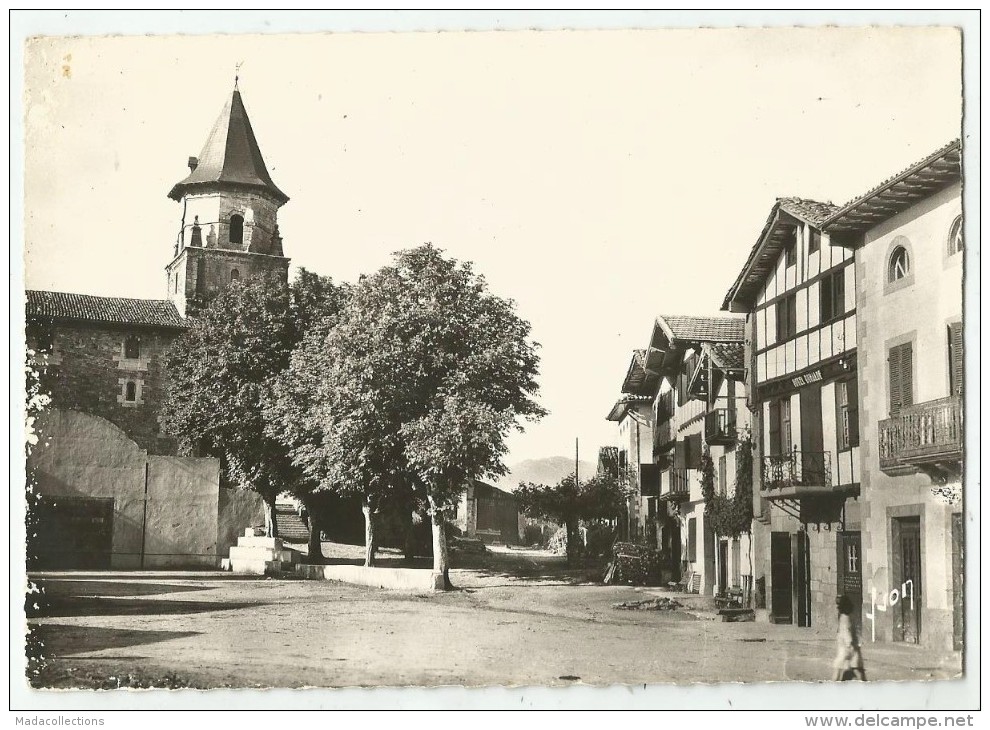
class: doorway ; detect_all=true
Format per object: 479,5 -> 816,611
718,540 -> 729,594
28,496 -> 114,569
793,530 -> 812,627
892,516 -> 922,643
770,531 -> 793,623
837,531 -> 863,628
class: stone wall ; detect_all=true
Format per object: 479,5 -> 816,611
218,487 -> 266,560
29,410 -> 222,569
145,455 -> 221,568
31,323 -> 182,455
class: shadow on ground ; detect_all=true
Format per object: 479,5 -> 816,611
27,579 -> 263,619
30,622 -> 200,657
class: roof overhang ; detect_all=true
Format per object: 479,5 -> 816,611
722,204 -> 803,313
822,140 -> 961,242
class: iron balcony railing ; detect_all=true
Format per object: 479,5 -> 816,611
762,449 -> 832,491
878,396 -> 963,472
704,408 -> 737,445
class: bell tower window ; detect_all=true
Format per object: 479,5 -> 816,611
229,214 -> 244,246
124,336 -> 141,360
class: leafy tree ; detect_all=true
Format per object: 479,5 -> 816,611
516,468 -> 631,566
702,437 -> 754,538
159,269 -> 345,560
278,244 -> 545,584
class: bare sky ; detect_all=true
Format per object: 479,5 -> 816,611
22,27 -> 962,466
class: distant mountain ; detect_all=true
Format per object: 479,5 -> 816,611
496,456 -> 598,492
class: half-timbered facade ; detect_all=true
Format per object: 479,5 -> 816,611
640,315 -> 746,595
723,197 -> 861,631
822,140 -> 963,651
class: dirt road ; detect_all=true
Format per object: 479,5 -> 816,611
24,546 -> 961,689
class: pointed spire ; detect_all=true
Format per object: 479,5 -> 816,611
168,86 -> 288,205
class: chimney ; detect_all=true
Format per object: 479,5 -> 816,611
187,156 -> 199,172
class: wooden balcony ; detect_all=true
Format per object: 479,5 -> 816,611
761,450 -> 834,499
704,409 -> 737,446
653,419 -> 674,455
660,468 -> 691,501
878,396 -> 963,477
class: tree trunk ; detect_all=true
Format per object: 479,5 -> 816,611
403,506 -> 416,564
303,495 -> 324,564
565,517 -> 580,567
429,494 -> 452,589
263,493 -> 278,539
362,496 -> 377,567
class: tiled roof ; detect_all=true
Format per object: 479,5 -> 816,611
168,89 -> 288,205
709,342 -> 745,370
777,197 -> 840,226
26,290 -> 187,329
658,315 -> 745,344
722,196 -> 837,313
822,140 -> 961,236
606,394 -> 652,422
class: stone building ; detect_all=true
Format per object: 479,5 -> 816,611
455,481 -> 523,545
821,140 -> 963,651
165,86 -> 290,316
722,197 -> 860,632
24,84 -> 288,568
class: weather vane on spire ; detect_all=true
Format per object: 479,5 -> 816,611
234,61 -> 243,89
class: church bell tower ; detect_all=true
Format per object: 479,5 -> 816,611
166,84 -> 290,316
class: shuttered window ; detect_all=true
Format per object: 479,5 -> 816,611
718,455 -> 728,495
775,293 -> 798,340
948,322 -> 964,396
835,378 -> 859,450
687,518 -> 697,562
686,434 -> 703,469
888,342 -> 914,415
820,269 -> 845,323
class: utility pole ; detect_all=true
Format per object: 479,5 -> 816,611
575,437 -> 579,486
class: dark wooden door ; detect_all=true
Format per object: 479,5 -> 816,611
28,496 -> 114,569
718,540 -> 729,594
893,517 -> 922,643
800,386 -> 824,485
770,531 -> 793,624
951,513 -> 964,651
837,531 -> 863,628
793,531 -> 812,627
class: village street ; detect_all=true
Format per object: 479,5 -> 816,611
26,547 -> 962,690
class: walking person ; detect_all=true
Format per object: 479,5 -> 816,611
833,594 -> 867,681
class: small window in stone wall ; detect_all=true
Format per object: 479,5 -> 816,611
231,268 -> 240,282
124,336 -> 140,359
229,214 -> 244,245
125,381 -> 137,402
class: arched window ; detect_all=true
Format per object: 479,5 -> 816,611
888,245 -> 910,282
124,335 -> 140,360
948,215 -> 963,255
125,382 -> 137,402
230,268 -> 240,282
229,214 -> 244,245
